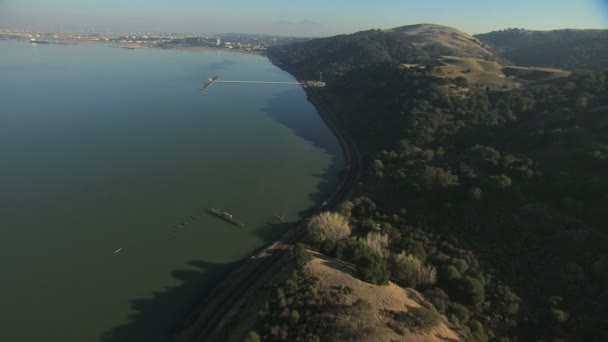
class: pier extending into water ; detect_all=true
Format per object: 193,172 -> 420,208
200,76 -> 325,91
214,80 -> 302,85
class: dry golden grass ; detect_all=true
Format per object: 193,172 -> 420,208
434,55 -> 570,87
503,65 -> 571,81
434,56 -> 515,88
308,253 -> 460,341
387,24 -> 494,59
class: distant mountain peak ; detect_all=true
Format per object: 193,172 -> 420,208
386,23 -> 462,32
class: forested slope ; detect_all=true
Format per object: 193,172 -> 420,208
263,24 -> 608,341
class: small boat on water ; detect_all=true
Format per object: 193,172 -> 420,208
199,76 -> 218,91
206,208 -> 244,227
113,248 -> 122,254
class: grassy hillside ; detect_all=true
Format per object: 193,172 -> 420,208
268,24 -> 496,81
476,28 -> 608,71
248,248 -> 461,341
270,24 -> 571,90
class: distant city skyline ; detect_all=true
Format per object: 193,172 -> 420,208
1,0 -> 607,36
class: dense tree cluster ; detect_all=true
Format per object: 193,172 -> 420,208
326,68 -> 608,340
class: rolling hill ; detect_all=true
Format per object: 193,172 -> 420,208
269,24 -> 498,81
476,28 -> 608,71
269,24 -> 570,88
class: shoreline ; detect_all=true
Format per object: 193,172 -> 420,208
4,36 -> 267,56
170,56 -> 361,341
157,45 -> 266,56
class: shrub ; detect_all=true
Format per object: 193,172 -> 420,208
380,222 -> 401,242
273,287 -> 287,309
420,264 -> 438,287
488,174 -> 512,189
425,287 -> 449,313
356,251 -> 390,285
448,302 -> 470,324
396,238 -> 428,262
454,76 -> 469,88
404,306 -> 441,331
494,285 -> 520,315
244,331 -> 261,342
454,258 -> 469,274
471,145 -> 501,168
360,218 -> 381,233
418,166 -> 460,190
468,187 -> 482,200
459,276 -> 486,306
440,265 -> 462,283
360,232 -> 390,257
289,310 -> 301,325
307,212 -> 351,244
337,200 -> 354,218
391,252 -> 422,287
283,277 -> 299,295
469,320 -> 489,342
352,196 -> 377,218
320,239 -> 337,255
293,243 -> 312,269
371,159 -> 384,177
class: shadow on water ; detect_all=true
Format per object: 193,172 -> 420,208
100,260 -> 238,342
100,87 -> 345,341
262,88 -> 342,158
252,87 -> 346,243
261,87 -> 345,204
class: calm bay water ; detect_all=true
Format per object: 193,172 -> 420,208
0,40 -> 343,342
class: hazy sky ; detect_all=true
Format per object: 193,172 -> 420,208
1,0 -> 607,36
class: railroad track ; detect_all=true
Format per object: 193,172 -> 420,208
172,87 -> 361,342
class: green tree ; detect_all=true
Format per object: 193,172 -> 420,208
447,302 -> 470,324
244,331 -> 261,342
575,95 -> 589,111
469,320 -> 489,342
460,276 -> 486,306
468,187 -> 482,201
356,251 -> 390,285
289,310 -> 301,325
488,174 -> 512,189
293,243 -> 312,269
390,252 -> 422,287
454,76 -> 469,88
418,166 -> 460,190
371,159 -> 385,178
337,200 -> 355,218
352,196 -> 377,218
274,287 -> 287,309
360,232 -> 390,257
424,287 -> 449,313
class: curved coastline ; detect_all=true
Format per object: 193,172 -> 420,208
0,40 -> 349,342
170,55 -> 361,342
